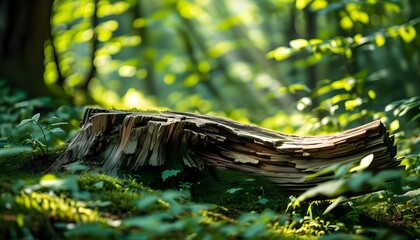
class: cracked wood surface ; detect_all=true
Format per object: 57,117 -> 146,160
51,108 -> 399,192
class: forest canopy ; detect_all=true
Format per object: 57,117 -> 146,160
2,0 -> 419,131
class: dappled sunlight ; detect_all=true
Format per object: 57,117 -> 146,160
0,0 -> 419,237
122,88 -> 160,110
45,0 -> 304,120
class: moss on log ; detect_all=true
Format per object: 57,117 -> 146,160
51,108 -> 399,192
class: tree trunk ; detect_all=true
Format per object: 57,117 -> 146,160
51,108 -> 399,192
0,0 -> 53,97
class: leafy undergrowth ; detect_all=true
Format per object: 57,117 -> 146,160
0,86 -> 419,239
0,150 -> 418,239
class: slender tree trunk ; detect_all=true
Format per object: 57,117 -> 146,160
0,0 -> 54,97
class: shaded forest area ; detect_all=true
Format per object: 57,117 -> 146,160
0,0 -> 419,239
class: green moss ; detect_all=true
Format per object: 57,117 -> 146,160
0,146 -> 66,182
77,173 -> 155,216
0,145 -> 416,239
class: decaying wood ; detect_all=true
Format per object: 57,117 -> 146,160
51,108 -> 399,192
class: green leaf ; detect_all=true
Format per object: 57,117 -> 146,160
38,174 -> 80,193
323,196 -> 348,215
351,191 -> 389,207
48,127 -> 65,134
350,154 -> 374,172
45,122 -> 69,128
65,162 -> 89,173
92,181 -> 104,189
267,47 -> 294,61
305,163 -> 339,179
289,39 -> 309,50
226,187 -> 243,194
162,169 -> 181,181
347,172 -> 373,192
244,224 -> 266,238
375,34 -> 386,47
136,195 -> 159,210
64,224 -> 114,238
335,162 -> 353,177
296,0 -> 312,9
31,113 -> 41,122
298,179 -> 347,201
258,197 -> 269,205
399,25 -> 417,43
123,213 -> 168,229
368,170 -> 402,189
17,118 -> 33,128
15,97 -> 51,108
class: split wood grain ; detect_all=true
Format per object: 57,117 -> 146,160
51,108 -> 399,192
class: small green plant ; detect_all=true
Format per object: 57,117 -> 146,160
17,113 -> 67,157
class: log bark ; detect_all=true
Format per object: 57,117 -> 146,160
51,108 -> 399,192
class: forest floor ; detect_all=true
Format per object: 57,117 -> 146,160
0,147 -> 418,240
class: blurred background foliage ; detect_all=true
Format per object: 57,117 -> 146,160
0,1 -> 420,238
0,0 -> 419,136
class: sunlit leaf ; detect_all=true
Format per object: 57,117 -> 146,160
164,74 -> 176,85
38,174 -> 80,193
183,74 -> 200,87
309,38 -> 323,45
296,97 -> 312,111
344,48 -> 352,59
368,90 -> 376,99
296,0 -> 312,9
389,119 -> 400,132
98,20 -> 119,32
118,65 -> 137,77
350,154 -> 374,173
121,36 -> 142,47
267,47 -> 293,61
289,39 -> 309,50
323,196 -> 348,214
399,25 -> 417,43
133,18 -> 148,28
374,34 -> 386,47
344,98 -> 362,110
311,0 -> 328,11
340,16 -> 353,30
31,113 -> 41,122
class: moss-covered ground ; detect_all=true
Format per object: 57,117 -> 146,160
0,148 -> 418,239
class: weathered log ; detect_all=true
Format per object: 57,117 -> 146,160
51,108 -> 399,192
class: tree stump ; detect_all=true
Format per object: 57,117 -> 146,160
51,108 -> 399,192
